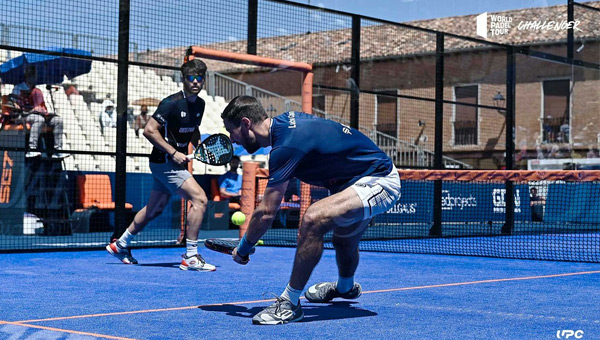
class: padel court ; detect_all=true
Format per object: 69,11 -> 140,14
1,245 -> 599,340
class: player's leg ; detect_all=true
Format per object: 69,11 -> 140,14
25,114 -> 44,157
303,219 -> 369,303
129,189 -> 172,233
106,170 -> 171,264
289,187 -> 366,292
47,116 -> 66,158
176,177 -> 215,271
106,188 -> 171,264
305,167 -> 401,303
252,188 -> 364,325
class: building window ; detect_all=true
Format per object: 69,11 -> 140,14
454,85 -> 478,145
542,79 -> 570,143
376,90 -> 398,137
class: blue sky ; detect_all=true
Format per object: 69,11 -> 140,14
1,0 -> 572,56
288,0 -> 567,22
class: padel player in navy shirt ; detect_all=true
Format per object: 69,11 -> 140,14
107,59 -> 216,272
222,95 -> 401,325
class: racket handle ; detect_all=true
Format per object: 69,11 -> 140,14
186,154 -> 194,159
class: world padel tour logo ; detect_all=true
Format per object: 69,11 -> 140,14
476,12 -> 582,39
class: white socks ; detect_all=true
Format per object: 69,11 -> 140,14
186,239 -> 198,257
280,283 -> 302,306
117,230 -> 134,248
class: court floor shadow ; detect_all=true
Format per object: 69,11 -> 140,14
198,301 -> 377,322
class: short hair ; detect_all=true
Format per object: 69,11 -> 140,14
181,59 -> 207,76
231,155 -> 241,162
221,95 -> 267,127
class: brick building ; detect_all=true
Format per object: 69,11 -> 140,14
145,1 -> 599,168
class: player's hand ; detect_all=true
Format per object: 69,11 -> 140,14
232,247 -> 250,265
171,151 -> 190,165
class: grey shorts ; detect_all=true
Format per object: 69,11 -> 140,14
149,161 -> 192,194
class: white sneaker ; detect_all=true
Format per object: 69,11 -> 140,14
179,254 -> 216,271
25,151 -> 41,158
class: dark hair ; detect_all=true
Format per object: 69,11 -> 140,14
181,59 -> 207,76
221,95 -> 267,127
231,155 -> 241,162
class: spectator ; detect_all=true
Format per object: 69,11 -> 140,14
218,155 -> 242,204
134,105 -> 150,137
64,84 -> 80,98
530,187 -> 545,222
98,100 -> 116,135
12,66 -> 66,158
586,146 -> 598,159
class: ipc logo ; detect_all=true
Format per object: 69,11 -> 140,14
557,330 -> 584,339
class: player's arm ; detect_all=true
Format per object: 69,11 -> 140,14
233,181 -> 288,264
143,117 -> 189,165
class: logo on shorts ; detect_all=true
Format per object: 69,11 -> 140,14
181,111 -> 187,117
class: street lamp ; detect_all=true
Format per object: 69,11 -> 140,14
493,91 -> 506,115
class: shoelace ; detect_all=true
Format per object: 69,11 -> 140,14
263,293 -> 288,314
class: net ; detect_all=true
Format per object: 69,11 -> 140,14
246,168 -> 600,262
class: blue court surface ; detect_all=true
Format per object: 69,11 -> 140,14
1,245 -> 599,340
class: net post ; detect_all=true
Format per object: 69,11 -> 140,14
239,161 -> 259,239
302,72 -> 313,113
503,46 -> 517,235
430,32 -> 445,237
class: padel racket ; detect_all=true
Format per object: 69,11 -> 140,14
204,238 -> 256,255
186,133 -> 233,166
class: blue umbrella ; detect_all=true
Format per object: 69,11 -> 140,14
0,47 -> 91,85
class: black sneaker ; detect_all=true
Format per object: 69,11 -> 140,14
106,241 -> 138,264
304,282 -> 362,303
252,297 -> 304,325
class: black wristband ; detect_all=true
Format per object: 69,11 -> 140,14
171,149 -> 177,157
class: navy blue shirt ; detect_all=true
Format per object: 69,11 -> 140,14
149,91 -> 205,163
268,112 -> 393,193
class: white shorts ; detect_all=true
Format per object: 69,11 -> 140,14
332,165 -> 401,238
350,165 -> 401,221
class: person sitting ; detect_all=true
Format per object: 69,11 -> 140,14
530,187 -> 545,222
218,156 -> 242,204
134,105 -> 150,137
12,66 -> 66,158
98,100 -> 116,135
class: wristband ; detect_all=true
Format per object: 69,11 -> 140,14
237,234 -> 256,257
170,149 -> 177,157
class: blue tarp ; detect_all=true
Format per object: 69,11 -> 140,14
0,47 -> 91,85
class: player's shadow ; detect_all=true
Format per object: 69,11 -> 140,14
136,262 -> 181,268
198,301 -> 377,322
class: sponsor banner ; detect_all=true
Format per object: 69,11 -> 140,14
545,183 -> 600,224
376,181 -> 531,224
0,149 -> 25,235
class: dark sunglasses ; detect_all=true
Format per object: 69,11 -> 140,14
185,75 -> 204,82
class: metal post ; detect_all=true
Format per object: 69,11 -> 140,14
430,32 -> 444,237
247,0 -> 258,55
350,15 -> 361,129
502,46 -> 516,235
112,0 -> 130,241
567,0 -> 574,60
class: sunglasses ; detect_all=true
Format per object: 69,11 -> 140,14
185,75 -> 204,82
